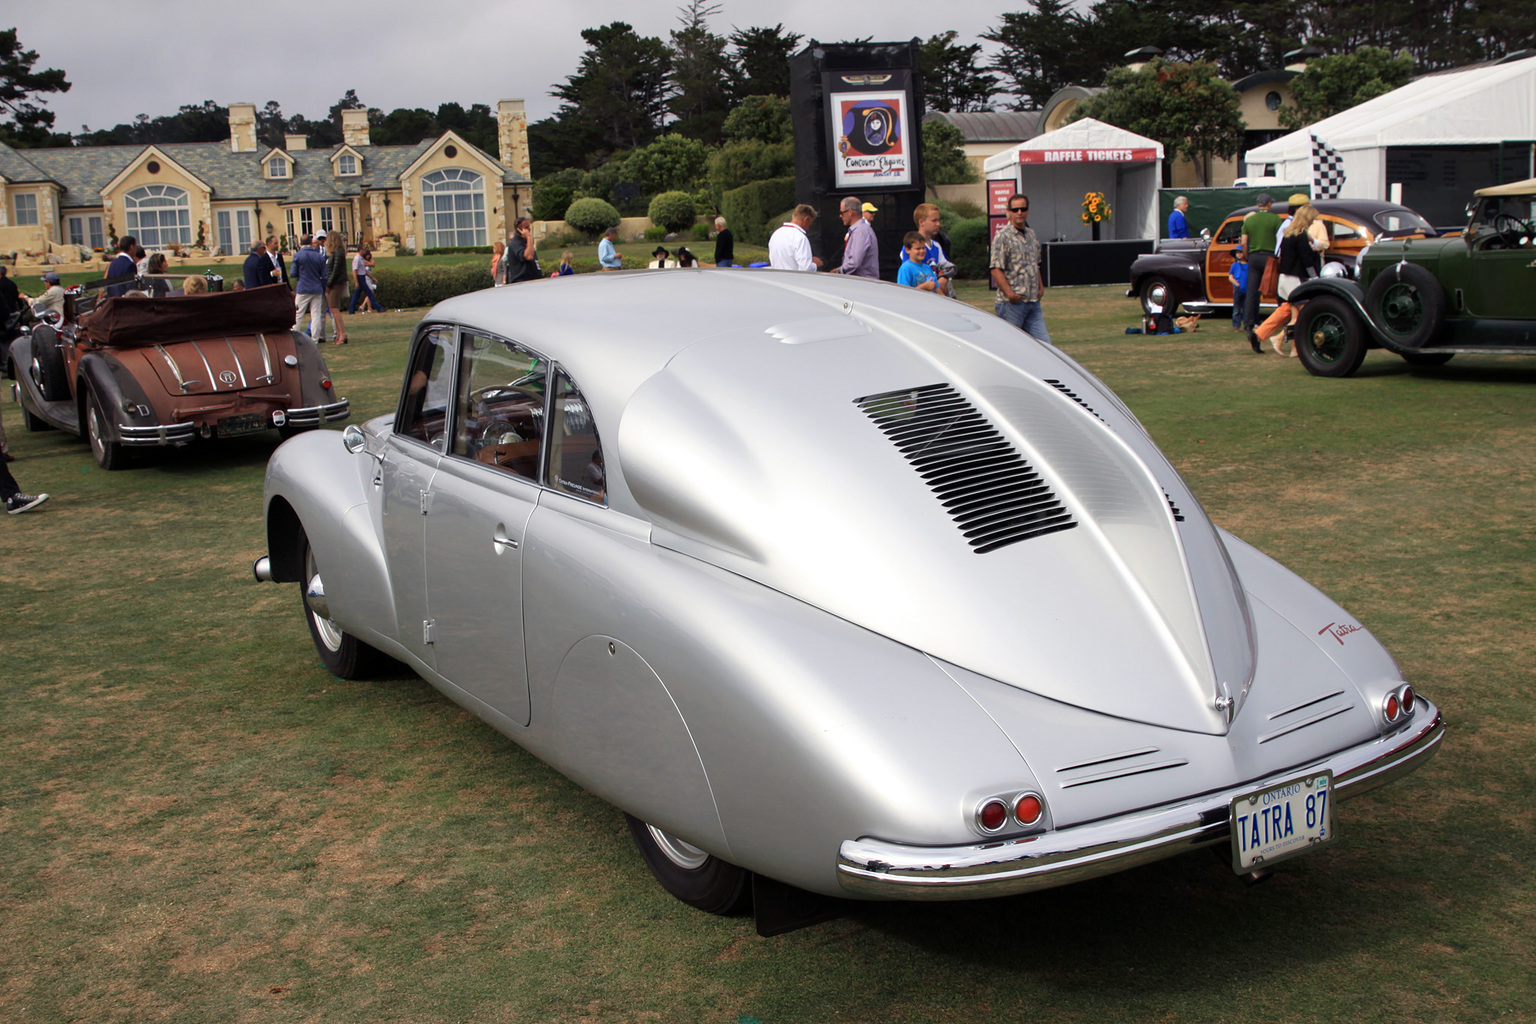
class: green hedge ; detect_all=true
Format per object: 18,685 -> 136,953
720,176 -> 797,247
422,246 -> 494,256
372,262 -> 493,308
946,217 -> 991,280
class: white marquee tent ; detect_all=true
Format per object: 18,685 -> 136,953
983,118 -> 1164,240
1244,54 -> 1536,199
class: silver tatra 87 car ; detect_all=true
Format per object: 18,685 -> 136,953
253,270 -> 1442,934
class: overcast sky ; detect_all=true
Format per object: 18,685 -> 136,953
11,2 -> 1015,137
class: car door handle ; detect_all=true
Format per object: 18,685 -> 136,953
492,525 -> 519,554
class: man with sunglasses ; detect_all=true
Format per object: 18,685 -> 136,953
990,194 -> 1050,343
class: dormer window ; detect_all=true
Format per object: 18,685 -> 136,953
267,158 -> 289,179
337,153 -> 358,176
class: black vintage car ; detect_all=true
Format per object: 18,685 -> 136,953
1127,199 -> 1437,316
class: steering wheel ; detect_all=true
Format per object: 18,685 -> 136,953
1494,213 -> 1532,238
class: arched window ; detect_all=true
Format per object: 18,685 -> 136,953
420,168 -> 486,248
125,184 -> 191,247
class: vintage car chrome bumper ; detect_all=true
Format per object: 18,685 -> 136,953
118,422 -> 198,446
284,398 -> 351,426
836,708 -> 1443,900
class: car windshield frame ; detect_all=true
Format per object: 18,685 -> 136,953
1373,208 -> 1435,237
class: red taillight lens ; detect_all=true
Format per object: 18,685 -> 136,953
978,799 -> 1008,832
1384,693 -> 1401,722
1014,793 -> 1043,826
1400,685 -> 1415,713
321,378 -> 332,390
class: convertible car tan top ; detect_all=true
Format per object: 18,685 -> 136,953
78,284 -> 297,347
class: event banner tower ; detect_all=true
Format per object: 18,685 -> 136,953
789,41 -> 926,282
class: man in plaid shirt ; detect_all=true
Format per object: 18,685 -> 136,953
989,193 -> 1050,344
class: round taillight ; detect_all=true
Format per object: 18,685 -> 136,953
1014,793 -> 1043,827
321,378 -> 332,390
1384,693 -> 1401,722
978,799 -> 1008,833
1400,685 -> 1415,714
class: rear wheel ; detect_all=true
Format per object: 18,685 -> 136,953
301,533 -> 387,679
625,813 -> 751,915
1296,297 -> 1369,377
86,389 -> 131,470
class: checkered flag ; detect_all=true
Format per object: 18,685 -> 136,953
1312,134 -> 1346,199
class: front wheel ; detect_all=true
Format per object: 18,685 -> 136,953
86,390 -> 131,470
301,533 -> 387,679
624,813 -> 751,915
1296,297 -> 1369,377
1139,275 -> 1176,316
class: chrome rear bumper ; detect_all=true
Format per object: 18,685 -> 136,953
285,398 -> 350,426
836,707 -> 1444,900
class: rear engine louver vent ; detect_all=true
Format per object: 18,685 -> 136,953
855,383 -> 1077,553
1042,378 -> 1105,422
1164,489 -> 1186,522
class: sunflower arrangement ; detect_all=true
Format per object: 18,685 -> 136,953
1081,191 -> 1112,224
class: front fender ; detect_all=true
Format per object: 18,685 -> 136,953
1289,278 -> 1396,350
263,429 -> 398,643
1128,253 -> 1205,305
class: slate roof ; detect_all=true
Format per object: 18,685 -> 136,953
1,134 -> 528,211
923,110 -> 1041,144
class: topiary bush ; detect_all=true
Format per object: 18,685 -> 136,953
563,197 -> 622,238
945,217 -> 991,280
690,222 -> 711,241
372,262 -> 493,308
643,225 -> 668,242
648,191 -> 697,234
720,176 -> 797,247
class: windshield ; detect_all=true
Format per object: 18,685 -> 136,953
1467,195 -> 1536,231
1373,209 -> 1435,237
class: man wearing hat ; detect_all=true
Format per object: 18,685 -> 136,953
1239,193 -> 1282,349
862,202 -> 878,225
35,272 -> 66,316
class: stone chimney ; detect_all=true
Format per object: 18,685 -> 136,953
228,102 -> 258,154
341,108 -> 371,148
496,99 -> 530,179
285,133 -> 308,151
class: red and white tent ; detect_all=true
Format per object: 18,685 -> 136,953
983,118 -> 1164,241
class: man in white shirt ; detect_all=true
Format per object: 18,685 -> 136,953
768,204 -> 822,271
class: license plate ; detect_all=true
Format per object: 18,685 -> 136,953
1230,770 -> 1333,872
218,413 -> 267,437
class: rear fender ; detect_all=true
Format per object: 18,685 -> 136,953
289,332 -> 338,407
76,351 -> 160,440
263,429 -> 398,642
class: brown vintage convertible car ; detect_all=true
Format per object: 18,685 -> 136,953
10,278 -> 347,469
1128,199 -> 1438,316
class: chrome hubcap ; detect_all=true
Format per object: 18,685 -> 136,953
304,553 -> 343,652
646,824 -> 710,870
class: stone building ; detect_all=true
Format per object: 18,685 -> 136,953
0,100 -> 533,256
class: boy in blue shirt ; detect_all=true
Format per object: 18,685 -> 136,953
897,232 -> 938,291
1227,246 -> 1249,330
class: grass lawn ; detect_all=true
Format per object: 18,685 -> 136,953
3,281 -> 1534,1022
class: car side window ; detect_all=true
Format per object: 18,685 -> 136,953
451,330 -> 548,482
545,368 -> 605,505
396,325 -> 454,449
1215,219 -> 1243,244
1325,219 -> 1358,242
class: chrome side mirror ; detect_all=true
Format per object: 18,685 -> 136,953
1200,227 -> 1212,241
342,424 -> 368,455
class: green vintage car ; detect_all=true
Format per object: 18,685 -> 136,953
1290,178 -> 1536,377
